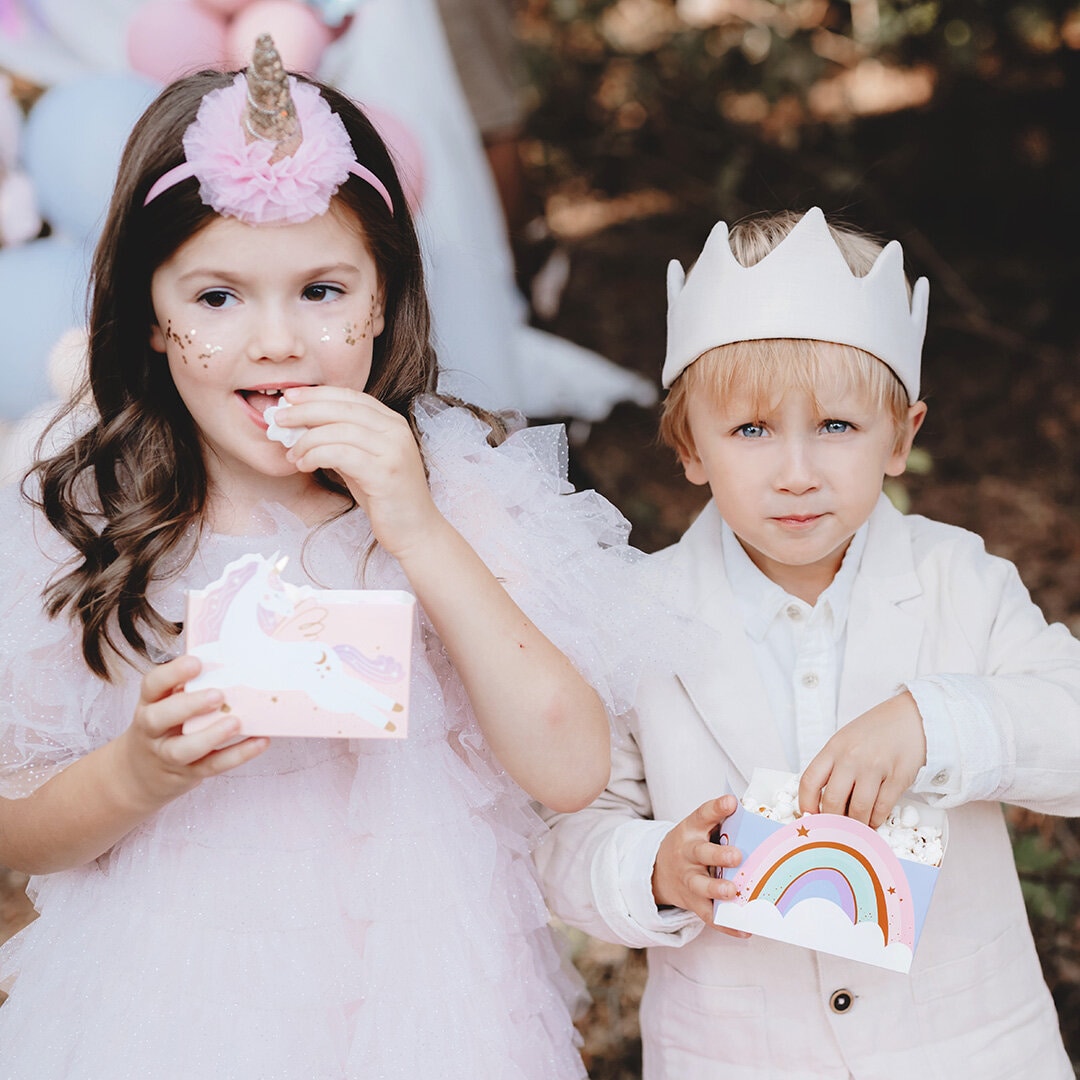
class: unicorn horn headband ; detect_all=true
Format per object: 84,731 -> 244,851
663,207 -> 929,401
144,34 -> 394,224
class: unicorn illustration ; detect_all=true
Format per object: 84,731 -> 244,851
187,553 -> 408,733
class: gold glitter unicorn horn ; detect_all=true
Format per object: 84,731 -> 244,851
243,34 -> 302,161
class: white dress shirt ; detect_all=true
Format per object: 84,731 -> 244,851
720,517 -> 969,793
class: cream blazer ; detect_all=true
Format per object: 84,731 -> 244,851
538,496 -> 1080,1080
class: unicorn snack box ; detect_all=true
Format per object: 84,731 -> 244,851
713,768 -> 948,973
183,553 -> 414,738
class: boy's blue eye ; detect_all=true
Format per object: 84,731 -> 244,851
822,420 -> 851,434
736,423 -> 766,438
302,283 -> 343,302
198,289 -> 235,309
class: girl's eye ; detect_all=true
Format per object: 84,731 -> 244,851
302,283 -> 343,302
822,420 -> 851,434
198,290 -> 235,309
736,422 -> 767,438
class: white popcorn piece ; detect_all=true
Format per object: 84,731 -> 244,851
264,401 -> 307,449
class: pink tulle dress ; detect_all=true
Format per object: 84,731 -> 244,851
0,399 -> 653,1079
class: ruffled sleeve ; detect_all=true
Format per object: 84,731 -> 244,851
415,396 -> 674,720
0,486 -> 121,798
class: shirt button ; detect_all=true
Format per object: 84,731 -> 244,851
785,604 -> 802,621
829,989 -> 853,1014
932,770 -> 949,785
801,672 -> 819,688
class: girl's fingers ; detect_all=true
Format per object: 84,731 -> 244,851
140,654 -> 202,704
190,735 -> 270,775
163,715 -> 243,766
137,687 -> 225,738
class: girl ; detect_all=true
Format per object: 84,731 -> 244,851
0,38 -> 640,1078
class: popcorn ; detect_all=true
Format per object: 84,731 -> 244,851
264,400 -> 307,448
742,782 -> 943,867
720,767 -> 947,972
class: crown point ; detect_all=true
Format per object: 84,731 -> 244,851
667,259 -> 686,306
866,238 -> 907,281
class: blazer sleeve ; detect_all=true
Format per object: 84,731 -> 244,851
907,528 -> 1080,815
535,708 -> 704,950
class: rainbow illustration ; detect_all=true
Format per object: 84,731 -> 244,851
713,770 -> 945,971
732,816 -> 915,950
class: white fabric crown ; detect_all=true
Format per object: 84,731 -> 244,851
662,207 -> 929,401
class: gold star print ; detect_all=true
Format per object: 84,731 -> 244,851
797,825 -> 810,837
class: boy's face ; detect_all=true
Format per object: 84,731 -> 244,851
679,376 -> 926,602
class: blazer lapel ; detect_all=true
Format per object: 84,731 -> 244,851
661,503 -> 791,791
838,496 -> 925,723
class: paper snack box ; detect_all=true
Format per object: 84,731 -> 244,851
712,768 -> 947,973
183,553 -> 414,739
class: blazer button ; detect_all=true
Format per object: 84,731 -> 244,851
829,989 -> 853,1014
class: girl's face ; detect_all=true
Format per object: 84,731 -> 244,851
149,205 -> 384,505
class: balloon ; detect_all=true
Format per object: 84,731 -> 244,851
366,106 -> 425,213
22,72 -> 160,242
0,235 -> 91,420
195,0 -> 252,14
225,0 -> 332,73
127,0 -> 229,84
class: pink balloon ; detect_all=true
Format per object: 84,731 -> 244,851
194,0 -> 251,13
224,1 -> 332,74
126,0 -> 229,84
366,106 -> 425,213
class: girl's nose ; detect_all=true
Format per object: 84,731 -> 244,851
245,309 -> 304,363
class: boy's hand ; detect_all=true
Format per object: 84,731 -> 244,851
798,691 -> 926,828
116,655 -> 270,814
652,795 -> 747,932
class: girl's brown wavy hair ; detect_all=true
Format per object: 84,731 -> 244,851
27,70 -> 506,678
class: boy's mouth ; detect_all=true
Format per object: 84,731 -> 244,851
773,513 -> 824,527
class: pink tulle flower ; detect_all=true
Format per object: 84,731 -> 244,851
183,74 -> 355,226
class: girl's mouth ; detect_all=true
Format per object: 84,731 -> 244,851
238,388 -> 287,416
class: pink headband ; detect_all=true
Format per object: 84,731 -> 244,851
143,40 -> 394,224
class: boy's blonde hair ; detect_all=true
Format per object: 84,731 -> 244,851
659,211 -> 915,460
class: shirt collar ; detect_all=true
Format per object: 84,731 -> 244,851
721,518 -> 869,643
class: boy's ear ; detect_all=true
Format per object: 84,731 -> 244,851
149,322 -> 166,354
885,400 -> 928,477
677,441 -> 710,487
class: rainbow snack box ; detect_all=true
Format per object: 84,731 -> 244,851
712,768 -> 947,973
183,552 -> 414,739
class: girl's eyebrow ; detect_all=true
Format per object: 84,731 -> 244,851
173,262 -> 364,287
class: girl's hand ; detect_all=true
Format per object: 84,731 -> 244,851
277,386 -> 444,560
652,795 -> 748,933
798,691 -> 927,827
116,654 -> 269,815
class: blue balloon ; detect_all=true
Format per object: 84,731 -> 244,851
0,235 -> 91,420
22,72 -> 160,242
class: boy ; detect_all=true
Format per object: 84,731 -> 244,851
537,208 -> 1080,1079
